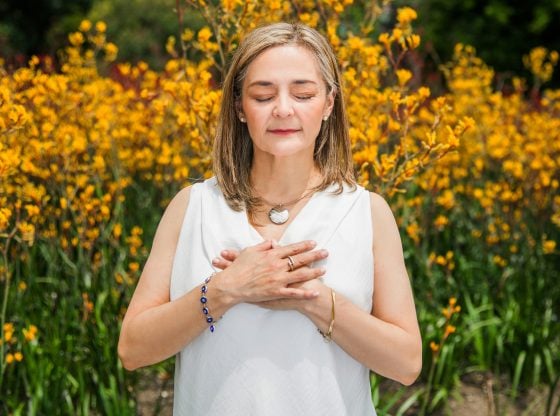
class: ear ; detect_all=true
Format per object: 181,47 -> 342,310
323,87 -> 336,119
235,100 -> 246,122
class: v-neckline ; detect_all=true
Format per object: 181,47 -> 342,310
244,188 -> 324,245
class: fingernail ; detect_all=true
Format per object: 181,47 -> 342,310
212,257 -> 220,264
320,249 -> 328,257
310,240 -> 317,247
313,291 -> 320,297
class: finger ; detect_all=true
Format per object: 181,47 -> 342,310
250,240 -> 274,252
286,266 -> 326,284
211,257 -> 232,270
274,240 -> 317,258
290,249 -> 328,269
278,287 -> 320,299
220,249 -> 239,261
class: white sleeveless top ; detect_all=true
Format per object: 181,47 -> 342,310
170,177 -> 376,416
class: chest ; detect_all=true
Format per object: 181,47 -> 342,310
249,201 -> 309,242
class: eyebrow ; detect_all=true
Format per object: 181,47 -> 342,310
247,80 -> 318,88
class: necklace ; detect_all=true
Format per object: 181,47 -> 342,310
260,190 -> 315,225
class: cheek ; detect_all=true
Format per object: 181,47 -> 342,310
302,106 -> 326,128
243,103 -> 267,124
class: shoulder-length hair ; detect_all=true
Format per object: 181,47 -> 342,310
212,22 -> 355,212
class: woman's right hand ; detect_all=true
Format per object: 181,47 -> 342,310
213,239 -> 328,304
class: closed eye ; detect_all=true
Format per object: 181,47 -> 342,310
253,94 -> 315,102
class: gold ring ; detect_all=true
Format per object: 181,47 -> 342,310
287,256 -> 295,272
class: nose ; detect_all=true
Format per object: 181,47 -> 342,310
273,93 -> 294,118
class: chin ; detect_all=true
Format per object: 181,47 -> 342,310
262,144 -> 313,158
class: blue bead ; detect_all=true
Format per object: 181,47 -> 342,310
206,317 -> 213,323
200,296 -> 207,303
201,285 -> 207,293
202,307 -> 209,315
210,325 -> 215,332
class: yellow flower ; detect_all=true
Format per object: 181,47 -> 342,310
23,325 -> 38,342
25,204 -> 40,217
104,43 -> 118,61
397,7 -> 418,24
543,240 -> 556,254
113,223 -> 122,239
79,20 -> 92,32
68,32 -> 85,46
95,21 -> 107,33
378,33 -> 390,47
430,341 -> 439,353
396,69 -> 412,87
3,323 -> 14,342
181,29 -> 194,43
347,36 -> 364,50
434,215 -> 449,229
436,190 -> 455,210
406,222 -> 420,244
18,222 -> 36,245
0,208 -> 12,230
6,353 -> 14,364
407,34 -> 420,49
14,352 -> 23,362
197,27 -> 213,43
493,255 -> 507,267
444,324 -> 456,338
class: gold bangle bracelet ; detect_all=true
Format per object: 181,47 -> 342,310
318,289 -> 336,342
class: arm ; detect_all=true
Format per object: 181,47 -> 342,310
118,186 -> 327,371
118,186 -> 219,370
302,192 -> 422,385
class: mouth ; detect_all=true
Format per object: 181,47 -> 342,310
268,129 -> 301,135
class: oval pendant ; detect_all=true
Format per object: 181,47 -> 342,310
268,207 -> 289,225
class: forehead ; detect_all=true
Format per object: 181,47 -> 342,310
244,44 -> 324,87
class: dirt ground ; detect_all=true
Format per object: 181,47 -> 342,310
135,371 -> 560,416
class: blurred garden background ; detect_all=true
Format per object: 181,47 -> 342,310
1,0 -> 559,414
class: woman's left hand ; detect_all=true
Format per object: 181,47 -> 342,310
212,248 -> 328,312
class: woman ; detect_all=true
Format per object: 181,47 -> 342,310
118,22 -> 422,415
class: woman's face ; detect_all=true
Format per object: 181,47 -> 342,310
239,45 -> 334,159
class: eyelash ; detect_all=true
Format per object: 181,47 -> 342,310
255,96 -> 314,102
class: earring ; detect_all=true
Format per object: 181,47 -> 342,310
239,115 -> 246,122
323,115 -> 329,121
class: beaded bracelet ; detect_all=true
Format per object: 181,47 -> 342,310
200,273 -> 217,332
318,289 -> 336,342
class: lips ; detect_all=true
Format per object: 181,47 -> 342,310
268,129 -> 301,135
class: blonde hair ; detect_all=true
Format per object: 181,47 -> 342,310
212,22 -> 355,211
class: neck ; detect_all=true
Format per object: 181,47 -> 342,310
250,152 -> 320,204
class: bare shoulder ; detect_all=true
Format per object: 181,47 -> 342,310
144,185 -> 193,271
369,191 -> 398,226
160,185 -> 192,232
368,191 -> 403,251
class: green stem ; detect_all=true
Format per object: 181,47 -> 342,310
0,239 -> 14,391
420,355 -> 437,416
